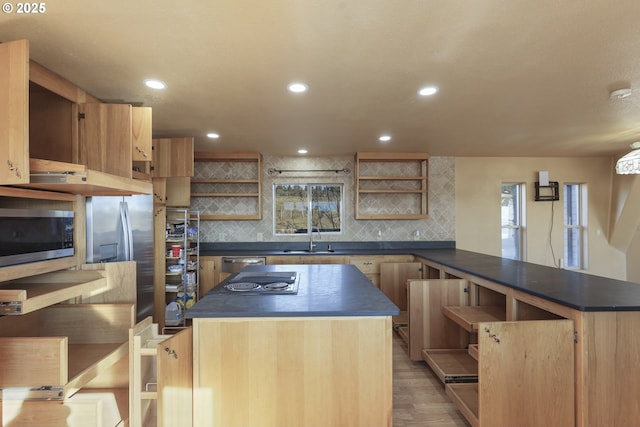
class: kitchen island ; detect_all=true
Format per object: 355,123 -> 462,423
185,264 -> 399,427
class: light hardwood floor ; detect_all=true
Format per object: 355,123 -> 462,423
392,333 -> 470,427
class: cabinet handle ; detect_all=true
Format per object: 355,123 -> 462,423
164,347 -> 178,359
483,327 -> 500,344
135,146 -> 149,158
6,160 -> 21,179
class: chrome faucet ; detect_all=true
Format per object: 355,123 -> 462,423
309,226 -> 319,251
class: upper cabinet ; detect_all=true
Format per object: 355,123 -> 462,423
0,39 -> 29,185
0,39 -> 153,195
355,152 -> 429,220
151,137 -> 195,177
79,103 -> 134,178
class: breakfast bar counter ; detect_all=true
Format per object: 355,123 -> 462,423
185,264 -> 398,427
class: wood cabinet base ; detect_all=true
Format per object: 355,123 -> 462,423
192,316 -> 393,427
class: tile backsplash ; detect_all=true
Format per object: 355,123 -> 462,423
195,155 -> 455,242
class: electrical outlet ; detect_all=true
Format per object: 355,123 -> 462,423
257,232 -> 263,241
219,233 -> 226,242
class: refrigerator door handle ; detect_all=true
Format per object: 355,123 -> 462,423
120,201 -> 134,261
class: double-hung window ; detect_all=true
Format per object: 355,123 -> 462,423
563,183 -> 586,269
501,183 -> 525,260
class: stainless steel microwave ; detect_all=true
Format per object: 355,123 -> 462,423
0,208 -> 74,267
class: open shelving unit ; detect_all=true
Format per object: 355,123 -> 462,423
165,209 -> 200,329
191,152 -> 262,220
354,152 -> 429,219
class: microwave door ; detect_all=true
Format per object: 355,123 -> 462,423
86,196 -> 127,263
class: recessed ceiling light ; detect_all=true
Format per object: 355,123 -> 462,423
418,86 -> 438,96
144,79 -> 166,90
288,82 -> 308,93
610,88 -> 632,100
207,132 -> 220,139
298,149 -> 308,154
379,135 -> 392,142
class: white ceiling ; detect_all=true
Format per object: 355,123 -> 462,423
3,0 -> 640,158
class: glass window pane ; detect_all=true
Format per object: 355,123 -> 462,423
502,228 -> 520,260
501,183 -> 522,260
501,184 -> 520,227
311,185 -> 342,233
274,183 -> 343,235
564,227 -> 580,268
274,184 -> 308,234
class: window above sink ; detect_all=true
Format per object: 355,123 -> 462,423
273,183 -> 343,236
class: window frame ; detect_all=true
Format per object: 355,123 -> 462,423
501,182 -> 526,261
273,183 -> 344,236
563,183 -> 587,270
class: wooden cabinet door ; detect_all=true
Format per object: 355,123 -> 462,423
79,103 -> 133,178
478,319 -> 574,427
151,137 -> 194,177
380,262 -> 422,311
157,327 -> 193,427
407,279 -> 469,360
199,256 -> 219,297
0,39 -> 29,185
131,106 -> 152,161
166,176 -> 191,207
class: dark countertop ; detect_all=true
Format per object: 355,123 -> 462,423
412,249 -> 640,312
199,242 -> 640,312
185,264 -> 400,318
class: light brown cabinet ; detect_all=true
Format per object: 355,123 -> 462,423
355,152 -> 429,219
79,102 -> 134,178
151,137 -> 194,178
198,256 -> 220,297
129,317 -> 193,427
0,38 -> 152,195
350,254 -> 414,287
0,257 -> 137,426
413,257 -> 578,427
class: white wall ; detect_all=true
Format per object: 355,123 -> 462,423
455,157 -> 628,280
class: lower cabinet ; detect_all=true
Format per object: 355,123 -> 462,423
411,260 -> 576,427
0,261 -> 137,427
444,319 -> 574,427
129,317 -> 193,427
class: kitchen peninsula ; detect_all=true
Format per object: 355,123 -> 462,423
186,263 -> 399,427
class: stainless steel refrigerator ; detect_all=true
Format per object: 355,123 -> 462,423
86,195 -> 154,322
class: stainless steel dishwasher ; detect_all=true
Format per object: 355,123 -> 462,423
221,256 -> 266,274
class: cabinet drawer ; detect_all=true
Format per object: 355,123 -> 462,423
0,303 -> 134,400
350,255 -> 415,274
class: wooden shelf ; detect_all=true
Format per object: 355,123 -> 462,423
446,383 -> 479,427
192,151 -> 262,220
422,348 -> 478,384
0,269 -> 108,315
442,305 -> 506,332
355,152 -> 429,219
0,303 -> 134,400
468,344 -> 478,360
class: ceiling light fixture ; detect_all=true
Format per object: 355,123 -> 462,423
609,88 -> 632,100
616,141 -> 640,174
418,86 -> 438,96
144,79 -> 166,90
207,132 -> 220,139
379,135 -> 392,142
288,82 -> 308,93
298,149 -> 308,154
